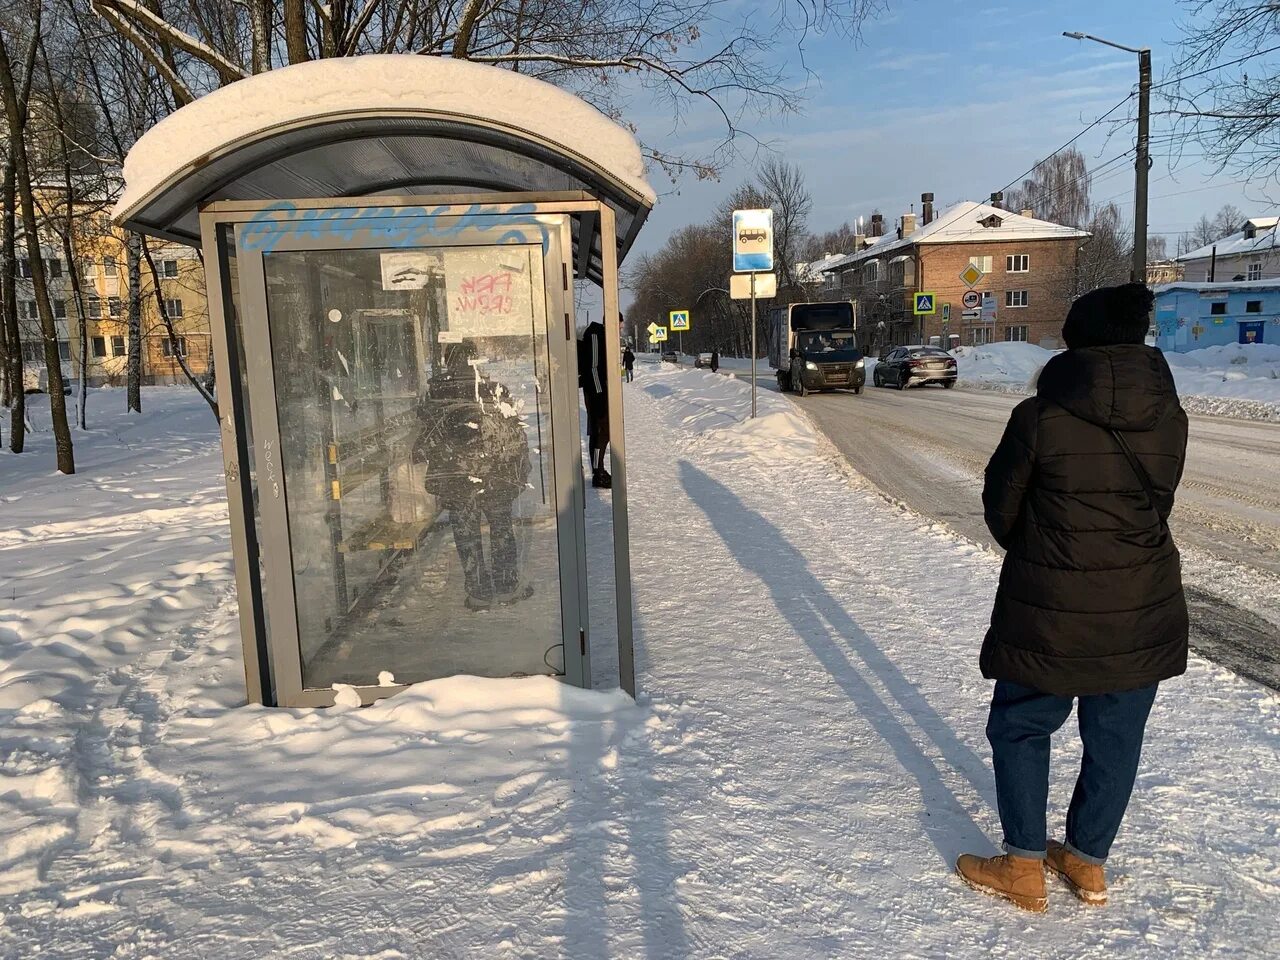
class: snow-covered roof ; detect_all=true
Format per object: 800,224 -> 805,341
796,252 -> 847,282
1175,216 -> 1280,262
818,201 -> 1088,273
114,55 -> 655,270
1154,279 -> 1280,295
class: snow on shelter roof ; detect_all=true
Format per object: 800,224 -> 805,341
114,55 -> 656,276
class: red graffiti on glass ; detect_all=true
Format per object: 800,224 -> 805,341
456,272 -> 515,315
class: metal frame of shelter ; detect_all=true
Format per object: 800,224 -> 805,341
115,71 -> 651,708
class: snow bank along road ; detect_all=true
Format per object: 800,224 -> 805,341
2,377 -> 1279,958
792,385 -> 1280,692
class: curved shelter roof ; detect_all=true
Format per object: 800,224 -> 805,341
114,55 -> 655,279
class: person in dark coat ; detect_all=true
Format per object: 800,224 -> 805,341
623,346 -> 636,383
578,317 -> 611,488
957,283 -> 1189,912
416,342 -> 532,611
710,348 -> 720,373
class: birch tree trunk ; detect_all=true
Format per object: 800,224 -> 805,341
126,231 -> 142,412
1,149 -> 22,451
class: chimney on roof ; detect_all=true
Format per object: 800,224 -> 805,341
870,213 -> 884,237
1021,208 -> 1034,219
853,232 -> 866,250
990,191 -> 1004,210
900,212 -> 917,239
921,192 -> 934,225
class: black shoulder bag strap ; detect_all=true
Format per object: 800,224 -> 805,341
1110,428 -> 1166,532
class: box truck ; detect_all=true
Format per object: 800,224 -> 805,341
767,300 -> 864,396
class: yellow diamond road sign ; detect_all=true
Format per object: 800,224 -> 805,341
960,263 -> 984,288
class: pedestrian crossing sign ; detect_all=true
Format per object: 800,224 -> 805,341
913,292 -> 936,315
669,310 -> 691,331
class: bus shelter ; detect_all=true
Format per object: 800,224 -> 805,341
114,56 -> 653,707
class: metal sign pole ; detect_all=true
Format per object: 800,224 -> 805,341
750,270 -> 758,419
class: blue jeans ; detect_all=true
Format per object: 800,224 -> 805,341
986,680 -> 1158,864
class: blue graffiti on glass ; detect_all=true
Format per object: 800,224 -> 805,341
239,201 -> 551,253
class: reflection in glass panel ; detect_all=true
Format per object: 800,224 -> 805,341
261,244 -> 561,689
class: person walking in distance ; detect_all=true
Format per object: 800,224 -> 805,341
956,283 -> 1189,912
710,347 -> 720,374
578,315 -> 612,488
623,345 -> 636,383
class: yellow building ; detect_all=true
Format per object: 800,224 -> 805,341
9,187 -> 211,389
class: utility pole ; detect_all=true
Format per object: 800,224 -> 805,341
750,271 -> 758,419
1134,47 -> 1152,285
1063,32 -> 1152,284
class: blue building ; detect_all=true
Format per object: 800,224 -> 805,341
1153,280 -> 1280,352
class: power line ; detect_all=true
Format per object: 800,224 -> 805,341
1151,42 -> 1280,91
992,90 -> 1136,199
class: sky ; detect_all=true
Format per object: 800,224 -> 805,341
623,0 -> 1273,267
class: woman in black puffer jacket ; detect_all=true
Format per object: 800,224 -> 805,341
957,283 -> 1189,913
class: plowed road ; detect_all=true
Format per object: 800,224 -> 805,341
791,383 -> 1280,691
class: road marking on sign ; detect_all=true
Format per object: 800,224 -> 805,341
913,292 -> 936,315
669,310 -> 690,330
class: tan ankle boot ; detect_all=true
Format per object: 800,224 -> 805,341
956,852 -> 1048,912
1046,840 -> 1107,905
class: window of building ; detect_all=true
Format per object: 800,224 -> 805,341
103,255 -> 118,277
161,337 -> 187,358
1248,262 -> 1263,281
17,257 -> 31,278
80,258 -> 96,281
58,341 -> 71,362
111,335 -> 125,356
108,297 -> 121,317
1005,290 -> 1029,308
970,327 -> 993,346
21,300 -> 37,320
53,299 -> 66,320
1210,301 -> 1227,315
45,257 -> 62,278
164,297 -> 183,318
969,255 -> 993,274
160,259 -> 179,279
864,260 -> 881,282
1005,325 -> 1029,342
86,296 -> 102,318
92,336 -> 107,358
22,342 -> 42,362
1246,300 -> 1262,313
1006,254 -> 1029,273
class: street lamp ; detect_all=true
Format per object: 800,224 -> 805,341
1063,31 -> 1152,284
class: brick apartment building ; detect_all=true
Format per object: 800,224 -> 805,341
818,196 -> 1089,354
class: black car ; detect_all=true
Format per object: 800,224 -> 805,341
661,350 -> 679,363
873,345 -> 957,390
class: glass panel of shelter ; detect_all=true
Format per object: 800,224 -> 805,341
232,212 -> 583,702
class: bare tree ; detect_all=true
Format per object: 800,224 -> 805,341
0,5 -> 74,472
755,157 -> 812,299
1006,149 -> 1092,229
1164,1 -> 1280,179
1,127 -> 22,450
1211,202 -> 1245,239
88,0 -> 889,179
140,234 -> 217,414
1147,234 -> 1169,261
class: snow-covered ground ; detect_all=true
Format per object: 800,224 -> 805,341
2,377 -> 1279,957
953,342 -> 1280,421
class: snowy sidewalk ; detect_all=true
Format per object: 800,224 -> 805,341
2,378 -> 1279,958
